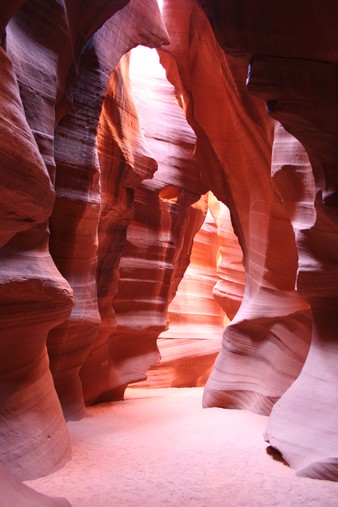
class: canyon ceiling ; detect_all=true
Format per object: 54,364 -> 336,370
1,0 -> 338,499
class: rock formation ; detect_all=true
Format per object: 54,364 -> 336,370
208,192 -> 245,321
159,0 -> 311,416
0,464 -> 71,507
144,194 -> 227,388
1,0 -> 338,489
80,44 -> 207,401
143,190 -> 247,389
1,0 -> 76,480
47,0 -> 169,421
0,0 -> 170,483
248,51 -> 338,482
197,0 -> 338,480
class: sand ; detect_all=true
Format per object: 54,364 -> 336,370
27,388 -> 338,506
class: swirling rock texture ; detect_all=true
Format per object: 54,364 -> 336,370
145,195 -> 227,388
80,43 -> 207,401
1,0 -> 338,491
197,0 -> 338,480
159,0 -> 311,417
47,0 -> 169,421
1,0 -> 77,482
145,190 -> 245,389
0,0 -> 170,486
208,192 -> 245,321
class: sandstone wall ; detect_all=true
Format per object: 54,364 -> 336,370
159,0 -> 311,417
198,0 -> 338,480
1,0 -> 338,486
0,0 -> 171,481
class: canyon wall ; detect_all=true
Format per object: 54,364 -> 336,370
80,44 -> 207,403
142,194 -> 228,389
196,0 -> 338,480
1,0 -> 338,488
0,0 -> 173,482
159,0 -> 311,417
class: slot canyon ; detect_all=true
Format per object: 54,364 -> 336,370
1,0 -> 338,505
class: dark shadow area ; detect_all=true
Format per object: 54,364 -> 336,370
266,445 -> 290,467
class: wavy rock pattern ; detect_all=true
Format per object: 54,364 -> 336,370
79,49 -> 160,405
145,195 -> 226,388
47,0 -> 169,421
2,0 -> 338,487
1,0 -> 78,480
159,0 -> 311,415
0,47 -> 54,247
0,0 -> 170,481
199,0 -> 338,480
208,192 -> 245,321
81,43 -> 207,402
250,56 -> 338,480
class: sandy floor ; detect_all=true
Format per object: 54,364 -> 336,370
27,388 -> 338,506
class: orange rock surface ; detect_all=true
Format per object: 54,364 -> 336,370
0,0 -> 169,483
80,44 -> 207,401
144,194 -> 227,388
159,0 -> 311,416
47,0 -> 169,421
198,0 -> 338,479
1,0 -> 338,489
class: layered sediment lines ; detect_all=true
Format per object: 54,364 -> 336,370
1,0 -> 79,480
146,196 -> 227,388
199,0 -> 338,480
159,0 -> 311,415
0,0 -> 171,483
1,0 -> 338,488
48,0 -> 169,421
80,44 -> 207,402
249,53 -> 338,481
208,193 -> 245,321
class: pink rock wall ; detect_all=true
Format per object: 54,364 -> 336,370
1,0 -> 77,481
80,44 -> 207,402
0,0 -> 170,482
198,0 -> 338,480
249,55 -> 338,480
1,0 -> 338,487
47,0 -> 169,421
208,193 -> 245,321
80,49 -> 161,404
0,464 -> 71,507
159,0 -> 311,416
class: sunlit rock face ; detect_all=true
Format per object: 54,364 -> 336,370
144,195 -> 227,388
1,0 -> 76,481
198,0 -> 338,481
159,0 -> 311,416
208,193 -> 245,321
144,190 -> 246,390
0,44 -> 71,480
81,44 -> 207,403
136,189 -> 246,390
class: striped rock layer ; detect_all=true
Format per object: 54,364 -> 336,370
0,0 -> 338,487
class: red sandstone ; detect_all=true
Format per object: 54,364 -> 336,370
1,0 -> 338,498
